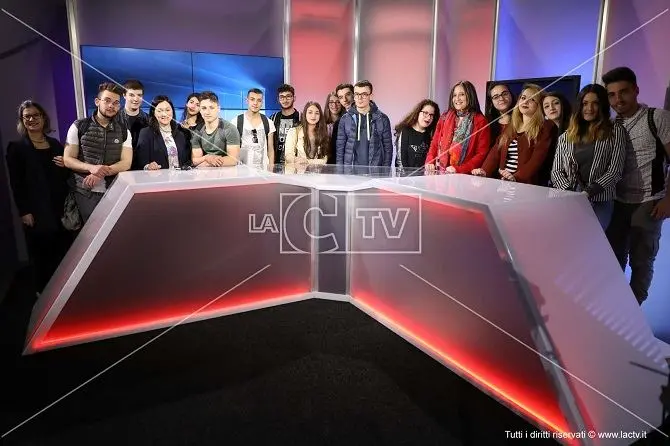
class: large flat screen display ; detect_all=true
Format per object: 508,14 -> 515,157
80,46 -> 284,120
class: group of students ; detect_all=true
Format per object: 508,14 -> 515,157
393,66 -> 670,306
5,66 -> 670,306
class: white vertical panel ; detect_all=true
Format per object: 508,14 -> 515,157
358,0 -> 433,128
435,0 -> 496,112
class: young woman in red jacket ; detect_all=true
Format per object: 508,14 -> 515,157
425,80 -> 491,173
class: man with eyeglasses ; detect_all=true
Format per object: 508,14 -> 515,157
269,84 -> 299,164
63,82 -> 132,222
233,88 -> 276,169
335,80 -> 392,166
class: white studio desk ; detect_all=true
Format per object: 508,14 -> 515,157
24,164 -> 670,445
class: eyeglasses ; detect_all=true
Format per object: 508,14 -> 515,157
278,94 -> 294,100
251,129 -> 258,144
99,97 -> 121,107
491,91 -> 511,102
353,92 -> 370,99
22,113 -> 42,121
420,110 -> 434,119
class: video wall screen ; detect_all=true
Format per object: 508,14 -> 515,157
80,46 -> 284,120
484,75 -> 581,114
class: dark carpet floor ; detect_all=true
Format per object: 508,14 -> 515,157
1,267 -> 662,446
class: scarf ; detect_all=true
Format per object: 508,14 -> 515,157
439,109 -> 474,167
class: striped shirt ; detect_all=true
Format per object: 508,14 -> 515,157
616,105 -> 670,203
504,139 -> 519,173
550,123 -> 627,202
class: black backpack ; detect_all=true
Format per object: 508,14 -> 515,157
647,107 -> 669,195
236,114 -> 270,141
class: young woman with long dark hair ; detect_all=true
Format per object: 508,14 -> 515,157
324,91 -> 343,137
551,84 -> 626,229
425,80 -> 491,174
180,93 -> 204,130
393,99 -> 440,168
542,92 -> 571,134
284,101 -> 329,164
486,82 -> 515,145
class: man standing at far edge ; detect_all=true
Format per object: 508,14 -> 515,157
603,66 -> 670,305
335,80 -> 392,166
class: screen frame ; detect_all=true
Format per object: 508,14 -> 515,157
79,44 -> 284,118
484,75 -> 582,115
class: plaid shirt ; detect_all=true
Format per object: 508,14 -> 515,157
615,105 -> 670,203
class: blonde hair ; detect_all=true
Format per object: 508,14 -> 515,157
499,83 -> 545,149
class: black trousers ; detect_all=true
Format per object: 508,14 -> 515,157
24,227 -> 73,293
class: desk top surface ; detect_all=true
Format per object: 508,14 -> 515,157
119,164 -> 577,206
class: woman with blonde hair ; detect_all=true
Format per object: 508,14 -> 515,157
284,101 -> 329,164
474,83 -> 557,185
551,84 -> 626,229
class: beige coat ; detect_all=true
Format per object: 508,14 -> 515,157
284,126 -> 328,164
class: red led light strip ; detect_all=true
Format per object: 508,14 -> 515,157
354,297 -> 573,437
33,293 -> 309,350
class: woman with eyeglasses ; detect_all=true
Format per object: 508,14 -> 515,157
425,80 -> 490,174
394,99 -> 440,168
486,82 -> 516,145
5,100 -> 73,294
551,84 -> 626,229
324,91 -> 343,137
284,101 -> 329,165
474,83 -> 557,185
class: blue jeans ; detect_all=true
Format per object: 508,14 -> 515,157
592,200 -> 614,230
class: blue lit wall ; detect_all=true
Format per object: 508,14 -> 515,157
494,0 -> 602,89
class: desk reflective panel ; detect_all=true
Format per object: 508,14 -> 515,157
26,164 -> 669,445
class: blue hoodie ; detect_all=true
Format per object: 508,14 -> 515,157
335,102 -> 393,166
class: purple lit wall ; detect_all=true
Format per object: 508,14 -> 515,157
76,0 -> 284,58
435,0 -> 496,115
290,0 -> 354,109
601,0 -> 670,108
0,0 -> 76,269
601,0 -> 670,339
358,0 -> 433,129
494,0 -> 601,88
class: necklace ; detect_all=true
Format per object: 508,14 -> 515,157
30,137 -> 46,143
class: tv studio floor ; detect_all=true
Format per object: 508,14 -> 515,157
0,265 -> 565,446
2,266 -> 668,446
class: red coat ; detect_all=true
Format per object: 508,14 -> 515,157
481,120 -> 557,185
425,112 -> 491,173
